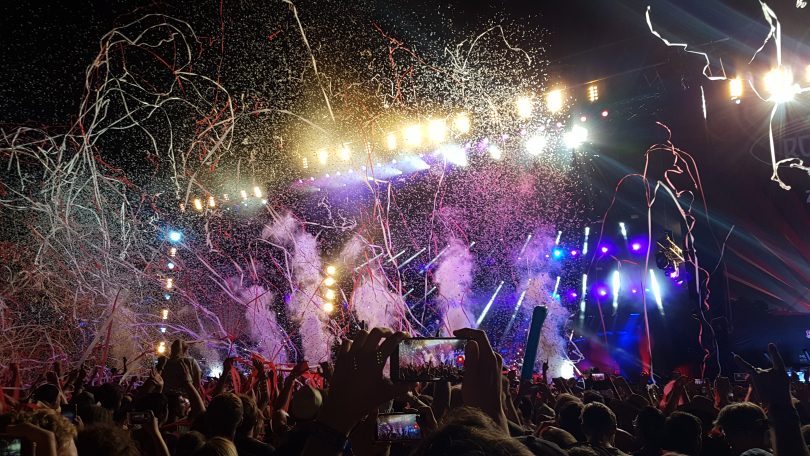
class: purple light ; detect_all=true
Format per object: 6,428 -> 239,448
631,289 -> 638,294
570,250 -> 579,256
631,242 -> 642,251
600,246 -> 609,254
569,292 -> 578,298
597,288 -> 608,297
676,280 -> 685,286
669,271 -> 679,278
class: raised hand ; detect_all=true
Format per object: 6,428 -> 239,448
453,328 -> 507,431
735,343 -> 791,408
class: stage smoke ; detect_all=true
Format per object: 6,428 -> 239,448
237,284 -> 289,363
434,239 -> 475,334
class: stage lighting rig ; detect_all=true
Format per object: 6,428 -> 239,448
655,231 -> 685,277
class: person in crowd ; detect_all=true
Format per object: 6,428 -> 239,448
205,392 -> 243,442
574,402 -> 629,456
193,436 -> 239,456
663,411 -> 702,456
632,406 -> 666,456
162,340 -> 203,393
76,423 -> 141,456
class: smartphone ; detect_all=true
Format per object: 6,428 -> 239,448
61,404 -> 78,423
694,378 -> 704,385
0,437 -> 22,456
391,338 -> 466,382
375,413 -> 422,442
733,372 -> 750,383
591,373 -> 606,381
127,411 -> 152,426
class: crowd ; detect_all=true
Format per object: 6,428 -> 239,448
0,330 -> 808,456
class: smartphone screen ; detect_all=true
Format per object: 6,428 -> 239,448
591,373 -> 606,381
61,405 -> 78,423
0,438 -> 22,456
391,338 -> 466,382
694,378 -> 703,385
375,413 -> 422,442
733,372 -> 750,383
127,411 -> 151,427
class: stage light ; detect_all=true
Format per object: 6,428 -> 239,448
386,132 -> 398,150
169,247 -> 177,257
323,302 -> 335,313
600,245 -> 609,254
338,144 -> 351,161
601,110 -> 609,117
631,288 -> 638,294
546,89 -> 564,113
160,327 -> 166,333
580,274 -> 588,314
669,271 -> 679,279
569,291 -> 578,299
168,230 -> 183,243
583,227 -> 590,255
403,124 -> 423,147
587,84 -> 599,102
208,196 -> 216,208
157,341 -> 167,354
597,288 -> 608,297
165,278 -> 174,290
323,277 -> 335,286
525,134 -> 547,155
580,116 -> 587,122
619,222 -> 628,241
161,309 -> 169,320
649,269 -> 664,315
560,360 -> 575,379
487,144 -> 502,160
317,149 -> 329,165
326,265 -> 337,275
476,281 -> 504,326
612,270 -> 620,312
552,275 -> 561,298
302,157 -> 309,169
570,250 -> 579,256
729,78 -> 744,100
564,125 -> 588,148
516,95 -> 533,118
252,186 -> 262,198
764,68 -> 799,103
240,190 -> 248,199
164,293 -> 171,300
193,198 -> 203,211
552,248 -> 564,259
324,289 -> 336,300
555,231 -> 562,245
167,262 -> 175,270
453,113 -> 471,134
439,144 -> 468,166
208,365 -> 223,378
631,242 -> 642,252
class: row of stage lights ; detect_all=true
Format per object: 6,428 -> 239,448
321,265 -> 338,314
156,229 -> 184,354
183,186 -> 267,213
302,86 -> 603,169
728,66 -> 810,103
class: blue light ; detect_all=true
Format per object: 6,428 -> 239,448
167,262 -> 175,270
164,294 -> 171,300
552,248 -> 564,259
168,230 -> 183,243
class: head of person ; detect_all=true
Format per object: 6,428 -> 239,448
14,408 -> 78,456
206,393 -> 243,439
171,339 -> 186,358
634,406 -> 666,449
410,407 -> 534,456
236,394 -> 262,438
716,402 -> 770,454
94,383 -> 123,412
175,431 -> 206,456
192,436 -> 238,456
167,391 -> 192,421
76,424 -> 140,456
31,383 -> 61,409
580,402 -> 617,446
77,404 -> 113,427
556,401 -> 585,442
133,392 -> 169,425
582,390 -> 604,405
664,411 -> 703,456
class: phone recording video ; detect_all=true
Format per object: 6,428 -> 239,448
391,338 -> 466,382
375,413 -> 422,442
127,411 -> 152,429
0,437 -> 22,456
61,404 -> 78,423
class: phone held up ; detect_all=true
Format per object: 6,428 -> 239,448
374,413 -> 422,442
390,338 -> 466,382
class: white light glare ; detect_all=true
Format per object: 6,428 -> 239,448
488,144 -> 502,160
193,198 -> 203,211
453,113 -> 471,134
649,269 -> 664,315
764,68 -> 800,103
583,227 -> 590,255
729,78 -> 744,100
560,360 -> 575,379
253,186 -> 263,198
338,144 -> 351,161
580,274 -> 588,314
427,119 -> 448,144
587,84 -> 599,102
440,144 -> 468,167
476,281 -> 505,326
403,124 -> 423,147
612,270 -> 620,312
546,89 -> 564,113
317,149 -> 329,165
564,125 -> 589,148
516,96 -> 533,119
619,222 -> 628,241
208,365 -> 223,378
386,132 -> 398,150
525,134 -> 547,155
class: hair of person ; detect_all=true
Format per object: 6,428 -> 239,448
634,406 -> 666,447
192,436 -> 238,456
31,383 -> 60,407
236,394 -> 260,437
94,383 -> 123,411
13,408 -> 77,455
175,430 -> 206,456
77,403 -> 113,427
580,402 -> 617,443
582,390 -> 605,405
553,393 -> 582,415
133,392 -> 169,423
206,392 -> 243,438
76,424 -> 140,456
556,401 -> 585,442
410,406 -> 534,456
170,339 -> 185,357
715,402 -> 769,437
664,411 -> 703,454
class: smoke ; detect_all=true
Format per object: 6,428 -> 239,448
262,213 -> 334,363
434,239 -> 475,335
352,271 -> 407,330
237,284 -> 289,364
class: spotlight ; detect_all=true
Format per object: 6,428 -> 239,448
552,248 -> 564,259
729,77 -> 744,100
324,289 -> 336,300
525,134 -> 547,155
161,309 -> 169,320
601,110 -> 609,117
167,262 -> 175,270
253,186 -> 263,198
631,242 -> 642,252
157,342 -> 167,354
587,84 -> 599,102
165,278 -> 174,290
207,196 -> 216,207
386,132 -> 398,150
563,125 -> 588,148
168,230 -> 183,243
326,265 -> 337,275
569,291 -> 578,299
546,89 -> 564,113
516,96 -> 533,118
487,144 -> 502,160
169,247 -> 177,257
240,190 -> 248,199
323,302 -> 335,313
763,68 -> 799,103
598,288 -> 608,297
193,198 -> 203,211
600,245 -> 609,254
338,144 -> 351,161
317,149 -> 329,165
580,115 -> 587,122
453,113 -> 471,134
323,277 -> 336,286
160,327 -> 166,333
403,124 -> 423,147
619,222 -> 628,241
427,119 -> 448,144
570,250 -> 579,256
649,269 -> 664,314
164,294 -> 171,300
302,157 -> 309,169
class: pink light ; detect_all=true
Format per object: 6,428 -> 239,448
631,242 -> 641,251
569,292 -> 578,298
669,271 -> 679,278
601,110 -> 609,117
631,289 -> 638,294
580,115 -> 587,122
570,250 -> 579,256
600,246 -> 609,254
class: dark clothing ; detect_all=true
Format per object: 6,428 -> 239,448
235,435 -> 275,456
572,442 -> 630,456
